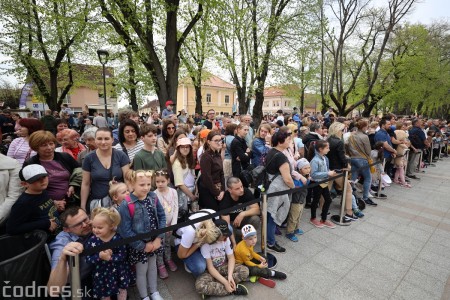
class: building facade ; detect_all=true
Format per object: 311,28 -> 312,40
177,73 -> 235,115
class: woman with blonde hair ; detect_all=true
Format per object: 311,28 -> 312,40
251,123 -> 272,167
56,129 -> 86,161
326,122 -> 358,220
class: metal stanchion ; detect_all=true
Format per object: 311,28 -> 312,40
373,158 -> 387,199
69,255 -> 81,300
429,141 -> 436,167
331,170 -> 351,226
418,150 -> 423,171
260,192 -> 277,268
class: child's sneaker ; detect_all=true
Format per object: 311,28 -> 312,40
353,209 -> 365,218
320,219 -> 336,229
166,260 -> 177,272
233,284 -> 249,295
294,229 -> 304,235
285,232 -> 298,242
272,270 -> 287,279
310,218 -> 324,228
258,277 -> 276,288
158,265 -> 169,279
150,292 -> 164,300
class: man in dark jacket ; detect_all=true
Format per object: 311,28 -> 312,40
40,110 -> 57,134
407,119 -> 426,179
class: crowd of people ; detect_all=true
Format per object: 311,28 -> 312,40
0,100 -> 449,299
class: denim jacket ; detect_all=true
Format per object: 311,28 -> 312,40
117,191 -> 166,252
310,151 -> 330,181
251,137 -> 269,167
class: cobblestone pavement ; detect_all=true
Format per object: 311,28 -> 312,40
129,157 -> 450,300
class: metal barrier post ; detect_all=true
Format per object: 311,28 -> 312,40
377,158 -> 386,196
69,255 -> 81,300
429,140 -> 436,167
404,149 -> 409,175
261,192 -> 267,257
331,170 -> 351,226
260,191 -> 277,268
418,150 -> 423,171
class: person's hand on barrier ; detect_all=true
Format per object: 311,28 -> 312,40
99,249 -> 112,261
151,237 -> 162,251
216,191 -> 225,201
233,213 -> 245,227
328,171 -> 337,177
62,242 -> 84,258
391,152 -> 397,158
49,218 -> 58,232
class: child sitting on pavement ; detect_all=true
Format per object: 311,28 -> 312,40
234,224 -> 287,288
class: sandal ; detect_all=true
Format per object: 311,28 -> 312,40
401,183 -> 412,188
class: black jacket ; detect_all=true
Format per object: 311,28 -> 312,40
302,132 -> 321,158
230,135 -> 251,177
326,136 -> 348,170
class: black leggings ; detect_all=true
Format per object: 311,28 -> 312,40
311,185 -> 332,221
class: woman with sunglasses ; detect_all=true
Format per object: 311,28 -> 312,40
157,119 -> 176,155
198,131 -> 225,211
114,119 -> 144,162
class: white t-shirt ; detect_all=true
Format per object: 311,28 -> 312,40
201,238 -> 233,268
174,209 -> 216,247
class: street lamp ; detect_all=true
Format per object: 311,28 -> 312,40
97,49 -> 109,117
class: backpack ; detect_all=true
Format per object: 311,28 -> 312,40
125,194 -> 158,219
241,152 -> 281,191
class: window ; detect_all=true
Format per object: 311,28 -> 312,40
206,93 -> 211,103
285,101 -> 288,107
224,95 -> 230,104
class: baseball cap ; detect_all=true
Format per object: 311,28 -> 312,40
165,100 -> 174,107
242,224 -> 257,239
213,219 -> 232,237
19,164 -> 48,183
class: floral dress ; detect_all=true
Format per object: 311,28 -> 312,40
127,197 -> 164,265
85,234 -> 130,298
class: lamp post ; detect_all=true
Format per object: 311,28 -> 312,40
97,49 -> 109,117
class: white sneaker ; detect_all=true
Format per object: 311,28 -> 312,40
184,263 -> 192,274
151,292 -> 164,300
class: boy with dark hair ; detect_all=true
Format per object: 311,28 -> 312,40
133,123 -> 167,170
6,164 -> 61,240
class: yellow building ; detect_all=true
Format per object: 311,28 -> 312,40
177,73 -> 235,115
26,62 -> 118,115
262,85 -> 319,115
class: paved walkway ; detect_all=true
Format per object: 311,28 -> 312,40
130,157 -> 450,300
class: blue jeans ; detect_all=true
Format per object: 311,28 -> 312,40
351,158 -> 372,200
175,245 -> 206,277
267,213 -> 277,246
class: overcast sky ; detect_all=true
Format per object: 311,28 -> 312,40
0,0 -> 448,88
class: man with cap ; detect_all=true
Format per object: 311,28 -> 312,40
6,164 -> 61,239
162,100 -> 175,119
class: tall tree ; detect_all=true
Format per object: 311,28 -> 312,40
97,0 -> 205,112
0,0 -> 91,111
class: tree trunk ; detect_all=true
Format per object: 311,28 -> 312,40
127,47 -> 138,112
237,86 -> 248,114
194,84 -> 202,114
49,69 -> 59,112
253,87 -> 264,129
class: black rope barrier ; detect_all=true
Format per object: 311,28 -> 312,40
82,160 -> 380,256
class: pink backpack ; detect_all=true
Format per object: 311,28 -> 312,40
125,195 -> 158,219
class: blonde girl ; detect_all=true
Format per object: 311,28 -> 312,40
85,207 -> 130,300
109,181 -> 129,207
195,219 -> 249,297
117,170 -> 166,300
153,169 -> 179,279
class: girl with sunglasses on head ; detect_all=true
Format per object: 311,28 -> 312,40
117,169 -> 166,300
